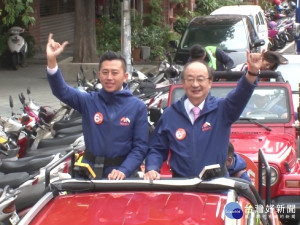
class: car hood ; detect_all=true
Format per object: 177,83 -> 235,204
230,131 -> 297,168
30,192 -> 233,225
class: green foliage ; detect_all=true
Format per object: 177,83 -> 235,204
0,27 -> 9,57
194,0 -> 239,15
96,15 -> 121,56
173,9 -> 199,35
131,0 -> 181,60
24,33 -> 36,57
260,0 -> 275,11
131,9 -> 143,49
2,0 -> 35,27
0,0 -> 36,58
95,1 -> 123,55
148,0 -> 163,26
170,0 -> 188,4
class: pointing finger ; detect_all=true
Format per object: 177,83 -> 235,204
48,33 -> 53,44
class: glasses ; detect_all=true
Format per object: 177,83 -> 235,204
184,77 -> 211,84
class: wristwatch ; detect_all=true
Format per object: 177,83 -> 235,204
247,70 -> 260,76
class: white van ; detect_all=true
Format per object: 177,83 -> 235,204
211,5 -> 269,51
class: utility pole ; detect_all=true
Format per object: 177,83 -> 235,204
121,0 -> 132,74
296,0 -> 300,54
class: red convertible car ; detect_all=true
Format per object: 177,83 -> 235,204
17,151 -> 281,225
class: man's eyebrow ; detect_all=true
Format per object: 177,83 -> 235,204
186,75 -> 206,77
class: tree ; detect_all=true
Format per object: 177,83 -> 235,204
0,0 -> 35,57
1,0 -> 35,27
73,0 -> 98,63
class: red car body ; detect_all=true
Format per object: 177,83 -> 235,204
19,177 -> 281,225
29,192 -> 239,224
161,74 -> 300,224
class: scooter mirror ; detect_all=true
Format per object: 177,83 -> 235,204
80,64 -> 84,74
93,68 -> 97,80
169,40 -> 178,49
19,93 -> 25,105
21,92 -> 26,101
27,87 -> 31,95
9,95 -> 13,108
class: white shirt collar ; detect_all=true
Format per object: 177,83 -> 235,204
184,98 -> 205,124
184,98 -> 205,112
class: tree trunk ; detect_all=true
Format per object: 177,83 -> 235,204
73,0 -> 98,63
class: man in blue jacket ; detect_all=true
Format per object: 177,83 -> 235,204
46,33 -> 148,180
144,50 -> 264,180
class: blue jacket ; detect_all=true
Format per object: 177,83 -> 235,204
227,153 -> 251,183
145,73 -> 256,177
47,68 -> 149,177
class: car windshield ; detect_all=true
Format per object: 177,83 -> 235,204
180,21 -> 248,51
171,86 -> 290,122
276,55 -> 300,113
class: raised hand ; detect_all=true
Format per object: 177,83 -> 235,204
247,49 -> 265,74
46,33 -> 68,68
246,50 -> 265,83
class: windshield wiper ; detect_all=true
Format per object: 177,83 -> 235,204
239,117 -> 272,131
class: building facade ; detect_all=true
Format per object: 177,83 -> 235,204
25,0 -> 262,50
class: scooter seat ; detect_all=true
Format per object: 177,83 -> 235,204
16,183 -> 46,212
25,144 -> 74,158
0,172 -> 31,189
52,117 -> 82,131
0,155 -> 55,174
54,125 -> 82,138
37,132 -> 83,149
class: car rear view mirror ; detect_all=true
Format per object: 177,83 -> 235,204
169,40 -> 178,49
253,39 -> 265,48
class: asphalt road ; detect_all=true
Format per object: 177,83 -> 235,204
0,61 -> 77,118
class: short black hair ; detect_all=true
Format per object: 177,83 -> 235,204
263,51 -> 288,70
99,51 -> 127,72
189,44 -> 206,60
228,142 -> 235,158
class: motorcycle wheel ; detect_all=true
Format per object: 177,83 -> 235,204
276,36 -> 286,49
286,32 -> 294,42
268,39 -> 277,51
11,52 -> 19,70
274,38 -> 284,49
278,33 -> 287,46
19,53 -> 25,66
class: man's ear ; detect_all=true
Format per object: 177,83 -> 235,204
124,72 -> 129,82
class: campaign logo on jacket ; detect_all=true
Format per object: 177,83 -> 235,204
120,117 -> 130,126
175,128 -> 186,140
202,122 -> 211,131
94,112 -> 104,125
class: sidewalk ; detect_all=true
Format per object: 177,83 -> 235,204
0,52 -> 159,118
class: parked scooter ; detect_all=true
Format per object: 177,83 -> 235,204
0,185 -> 20,225
7,26 -> 28,70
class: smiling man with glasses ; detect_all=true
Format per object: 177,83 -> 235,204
144,51 -> 264,181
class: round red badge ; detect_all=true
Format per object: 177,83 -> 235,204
175,128 -> 186,140
94,112 -> 104,125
